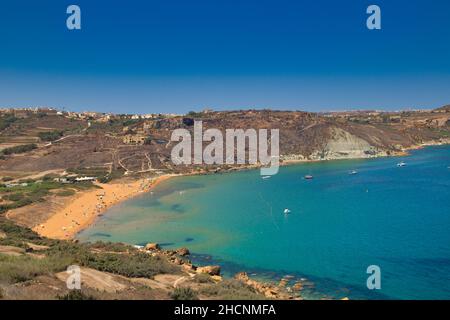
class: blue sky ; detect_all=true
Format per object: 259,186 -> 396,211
0,0 -> 449,113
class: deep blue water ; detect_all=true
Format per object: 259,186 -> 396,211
78,146 -> 450,299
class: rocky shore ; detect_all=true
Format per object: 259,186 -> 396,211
141,242 -> 300,300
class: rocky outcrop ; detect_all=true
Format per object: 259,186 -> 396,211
196,265 -> 221,276
235,272 -> 296,300
311,127 -> 385,160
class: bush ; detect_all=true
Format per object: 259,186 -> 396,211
4,193 -> 24,202
42,174 -> 59,181
57,290 -> 95,300
89,241 -> 134,253
38,130 -> 63,142
0,115 -> 18,131
199,280 -> 264,300
97,175 -> 111,184
171,287 -> 198,300
0,255 -> 71,284
81,252 -> 179,278
1,144 -> 37,155
3,198 -> 33,210
0,219 -> 42,242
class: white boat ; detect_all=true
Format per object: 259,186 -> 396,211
261,176 -> 271,180
283,208 -> 291,214
349,170 -> 358,175
397,161 -> 406,167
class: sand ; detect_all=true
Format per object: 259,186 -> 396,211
33,175 -> 176,240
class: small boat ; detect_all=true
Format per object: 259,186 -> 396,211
261,176 -> 271,180
397,161 -> 406,167
304,175 -> 313,180
349,170 -> 358,175
283,208 -> 291,214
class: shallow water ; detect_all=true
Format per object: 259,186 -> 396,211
78,146 -> 450,299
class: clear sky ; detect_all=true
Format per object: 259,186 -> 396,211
0,0 -> 449,114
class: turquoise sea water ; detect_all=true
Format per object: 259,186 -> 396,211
78,146 -> 450,299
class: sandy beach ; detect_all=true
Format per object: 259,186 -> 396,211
33,174 -> 176,240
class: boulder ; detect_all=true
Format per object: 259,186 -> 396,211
278,279 -> 288,288
171,257 -> 184,265
292,282 -> 303,291
234,272 -> 249,282
182,264 -> 195,272
196,265 -> 221,276
211,275 -> 223,282
264,289 -> 278,298
145,243 -> 161,251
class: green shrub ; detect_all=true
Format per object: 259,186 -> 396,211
199,280 -> 264,300
1,144 -> 37,155
42,174 -> 59,181
97,175 -> 111,183
81,252 -> 179,278
4,193 -> 24,202
171,287 -> 198,300
89,241 -> 134,253
0,255 -> 71,284
38,130 -> 63,142
6,198 -> 33,209
0,219 -> 42,242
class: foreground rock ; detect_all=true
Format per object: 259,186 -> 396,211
145,243 -> 161,251
235,272 -> 296,300
176,247 -> 190,256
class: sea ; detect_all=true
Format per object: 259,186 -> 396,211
77,145 -> 450,300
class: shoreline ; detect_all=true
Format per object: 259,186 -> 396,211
34,140 -> 450,240
33,174 -> 178,240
